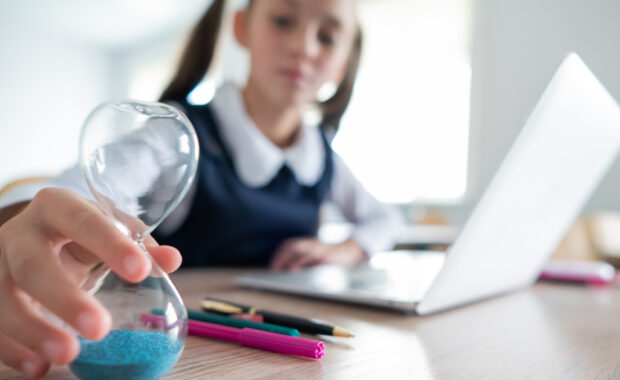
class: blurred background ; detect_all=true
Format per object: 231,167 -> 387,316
1,0 -> 620,230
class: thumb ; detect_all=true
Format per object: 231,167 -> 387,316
146,245 -> 182,273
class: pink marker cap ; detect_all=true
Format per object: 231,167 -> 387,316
239,328 -> 325,359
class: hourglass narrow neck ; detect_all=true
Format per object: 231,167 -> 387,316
137,239 -> 149,254
80,262 -> 111,294
79,240 -> 153,293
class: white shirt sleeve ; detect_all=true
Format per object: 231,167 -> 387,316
48,165 -> 94,200
327,152 -> 406,256
0,165 -> 93,210
0,162 -> 194,236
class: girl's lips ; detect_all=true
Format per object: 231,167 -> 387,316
279,68 -> 307,84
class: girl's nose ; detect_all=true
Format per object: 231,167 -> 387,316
289,24 -> 320,60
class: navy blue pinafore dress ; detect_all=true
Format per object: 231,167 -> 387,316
153,101 -> 333,267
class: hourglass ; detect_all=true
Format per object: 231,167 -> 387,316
70,100 -> 199,380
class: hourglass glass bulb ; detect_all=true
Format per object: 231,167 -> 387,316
80,100 -> 198,239
68,100 -> 199,380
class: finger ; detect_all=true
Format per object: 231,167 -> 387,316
59,243 -> 104,285
63,239 -> 181,277
63,242 -> 101,267
271,249 -> 308,271
141,235 -> 182,273
269,238 -> 310,269
269,248 -> 297,271
0,270 -> 81,365
31,188 -> 150,282
0,332 -> 49,379
287,249 -> 325,271
318,251 -> 356,267
270,239 -> 319,271
143,235 -> 159,246
6,234 -> 112,342
147,246 -> 182,273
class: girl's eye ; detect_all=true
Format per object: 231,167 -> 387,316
272,15 -> 294,29
318,31 -> 335,46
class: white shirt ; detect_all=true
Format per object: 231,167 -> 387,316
0,84 -> 404,255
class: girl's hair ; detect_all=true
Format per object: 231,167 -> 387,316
159,0 -> 226,102
160,0 -> 362,130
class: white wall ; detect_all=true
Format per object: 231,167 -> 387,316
468,0 -> 620,217
0,1 -> 208,189
0,19 -> 110,186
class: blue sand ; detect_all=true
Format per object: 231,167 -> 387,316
69,329 -> 183,380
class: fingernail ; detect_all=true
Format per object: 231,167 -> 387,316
42,340 -> 63,363
123,255 -> 142,276
21,360 -> 38,378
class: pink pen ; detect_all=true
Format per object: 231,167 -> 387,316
140,314 -> 325,359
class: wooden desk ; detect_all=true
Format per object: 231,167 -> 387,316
2,269 -> 620,379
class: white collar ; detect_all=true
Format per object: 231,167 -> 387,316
209,83 -> 325,188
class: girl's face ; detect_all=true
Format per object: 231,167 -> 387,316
236,0 -> 357,108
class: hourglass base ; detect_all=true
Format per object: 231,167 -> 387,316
69,329 -> 184,380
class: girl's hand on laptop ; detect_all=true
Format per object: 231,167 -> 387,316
270,238 -> 367,271
0,188 -> 182,378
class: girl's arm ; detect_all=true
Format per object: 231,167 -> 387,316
269,153 -> 405,271
0,176 -> 182,378
326,152 -> 406,256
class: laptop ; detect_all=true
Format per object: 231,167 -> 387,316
235,53 -> 620,315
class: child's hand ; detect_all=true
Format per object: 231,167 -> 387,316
0,188 -> 182,378
270,238 -> 367,272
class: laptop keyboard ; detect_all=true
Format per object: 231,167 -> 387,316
344,252 -> 446,301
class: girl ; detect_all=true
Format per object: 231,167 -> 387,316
0,0 -> 403,377
154,0 -> 402,268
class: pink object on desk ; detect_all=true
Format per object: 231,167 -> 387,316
140,314 -> 325,359
539,260 -> 617,285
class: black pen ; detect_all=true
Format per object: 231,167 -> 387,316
200,298 -> 354,337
